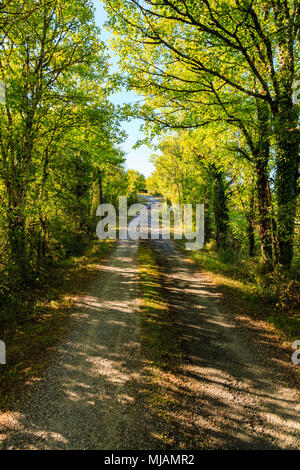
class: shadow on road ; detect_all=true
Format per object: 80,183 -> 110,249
148,238 -> 300,449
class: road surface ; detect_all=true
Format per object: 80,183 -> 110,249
0,196 -> 299,449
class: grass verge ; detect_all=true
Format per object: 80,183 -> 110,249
138,240 -> 180,368
0,238 -> 115,410
138,240 -> 184,447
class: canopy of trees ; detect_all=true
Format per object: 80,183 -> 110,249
0,0 -> 299,321
104,0 -> 299,268
0,0 -> 136,294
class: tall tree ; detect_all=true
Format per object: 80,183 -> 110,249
104,0 -> 299,266
0,0 -> 126,281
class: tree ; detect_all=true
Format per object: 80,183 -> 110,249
0,0 -> 127,282
104,0 -> 299,266
149,131 -> 231,249
127,169 -> 146,199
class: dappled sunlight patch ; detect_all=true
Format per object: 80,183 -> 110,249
116,393 -> 135,405
150,431 -> 174,447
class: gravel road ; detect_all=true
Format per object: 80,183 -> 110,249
0,196 -> 299,449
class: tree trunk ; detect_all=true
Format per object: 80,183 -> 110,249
274,100 -> 299,267
212,168 -> 229,249
272,8 -> 299,267
255,160 -> 273,261
204,198 -> 212,244
99,175 -> 103,205
246,190 -> 255,258
254,100 -> 274,263
38,148 -> 50,262
7,202 -> 27,280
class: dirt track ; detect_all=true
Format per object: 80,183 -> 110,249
0,196 -> 299,449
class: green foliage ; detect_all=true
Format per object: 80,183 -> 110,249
103,0 -> 299,267
126,169 -> 147,203
0,1 -> 130,299
138,241 -> 180,367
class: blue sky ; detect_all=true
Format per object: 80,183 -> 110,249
93,1 -> 154,177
